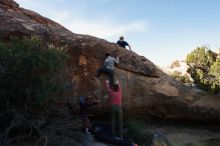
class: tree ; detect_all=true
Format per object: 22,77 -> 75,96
0,37 -> 68,114
210,59 -> 220,81
186,47 -> 216,74
208,59 -> 220,93
186,47 -> 219,94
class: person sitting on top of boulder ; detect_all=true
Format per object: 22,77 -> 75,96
117,35 -> 131,51
96,52 -> 119,87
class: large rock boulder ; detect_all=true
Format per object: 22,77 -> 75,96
0,0 -> 220,123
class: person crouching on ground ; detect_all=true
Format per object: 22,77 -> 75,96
79,95 -> 100,134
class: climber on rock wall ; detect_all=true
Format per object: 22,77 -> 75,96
95,52 -> 119,88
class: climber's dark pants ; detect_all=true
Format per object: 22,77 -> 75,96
111,105 -> 123,139
97,67 -> 114,86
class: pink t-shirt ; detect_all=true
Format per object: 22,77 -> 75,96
106,82 -> 121,106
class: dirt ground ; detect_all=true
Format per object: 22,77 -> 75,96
145,124 -> 220,146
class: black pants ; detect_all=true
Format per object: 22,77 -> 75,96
97,67 -> 114,86
111,105 -> 123,138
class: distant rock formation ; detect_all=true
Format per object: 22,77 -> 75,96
161,60 -> 193,82
1,0 -> 220,123
162,60 -> 189,74
217,49 -> 220,59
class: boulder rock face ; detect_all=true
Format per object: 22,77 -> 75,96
1,0 -> 220,123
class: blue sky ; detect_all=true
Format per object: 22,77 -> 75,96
15,0 -> 220,67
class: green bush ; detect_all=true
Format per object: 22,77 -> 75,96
125,120 -> 172,146
170,71 -> 192,84
186,47 -> 220,94
126,120 -> 147,145
210,59 -> 220,81
0,36 -> 68,114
